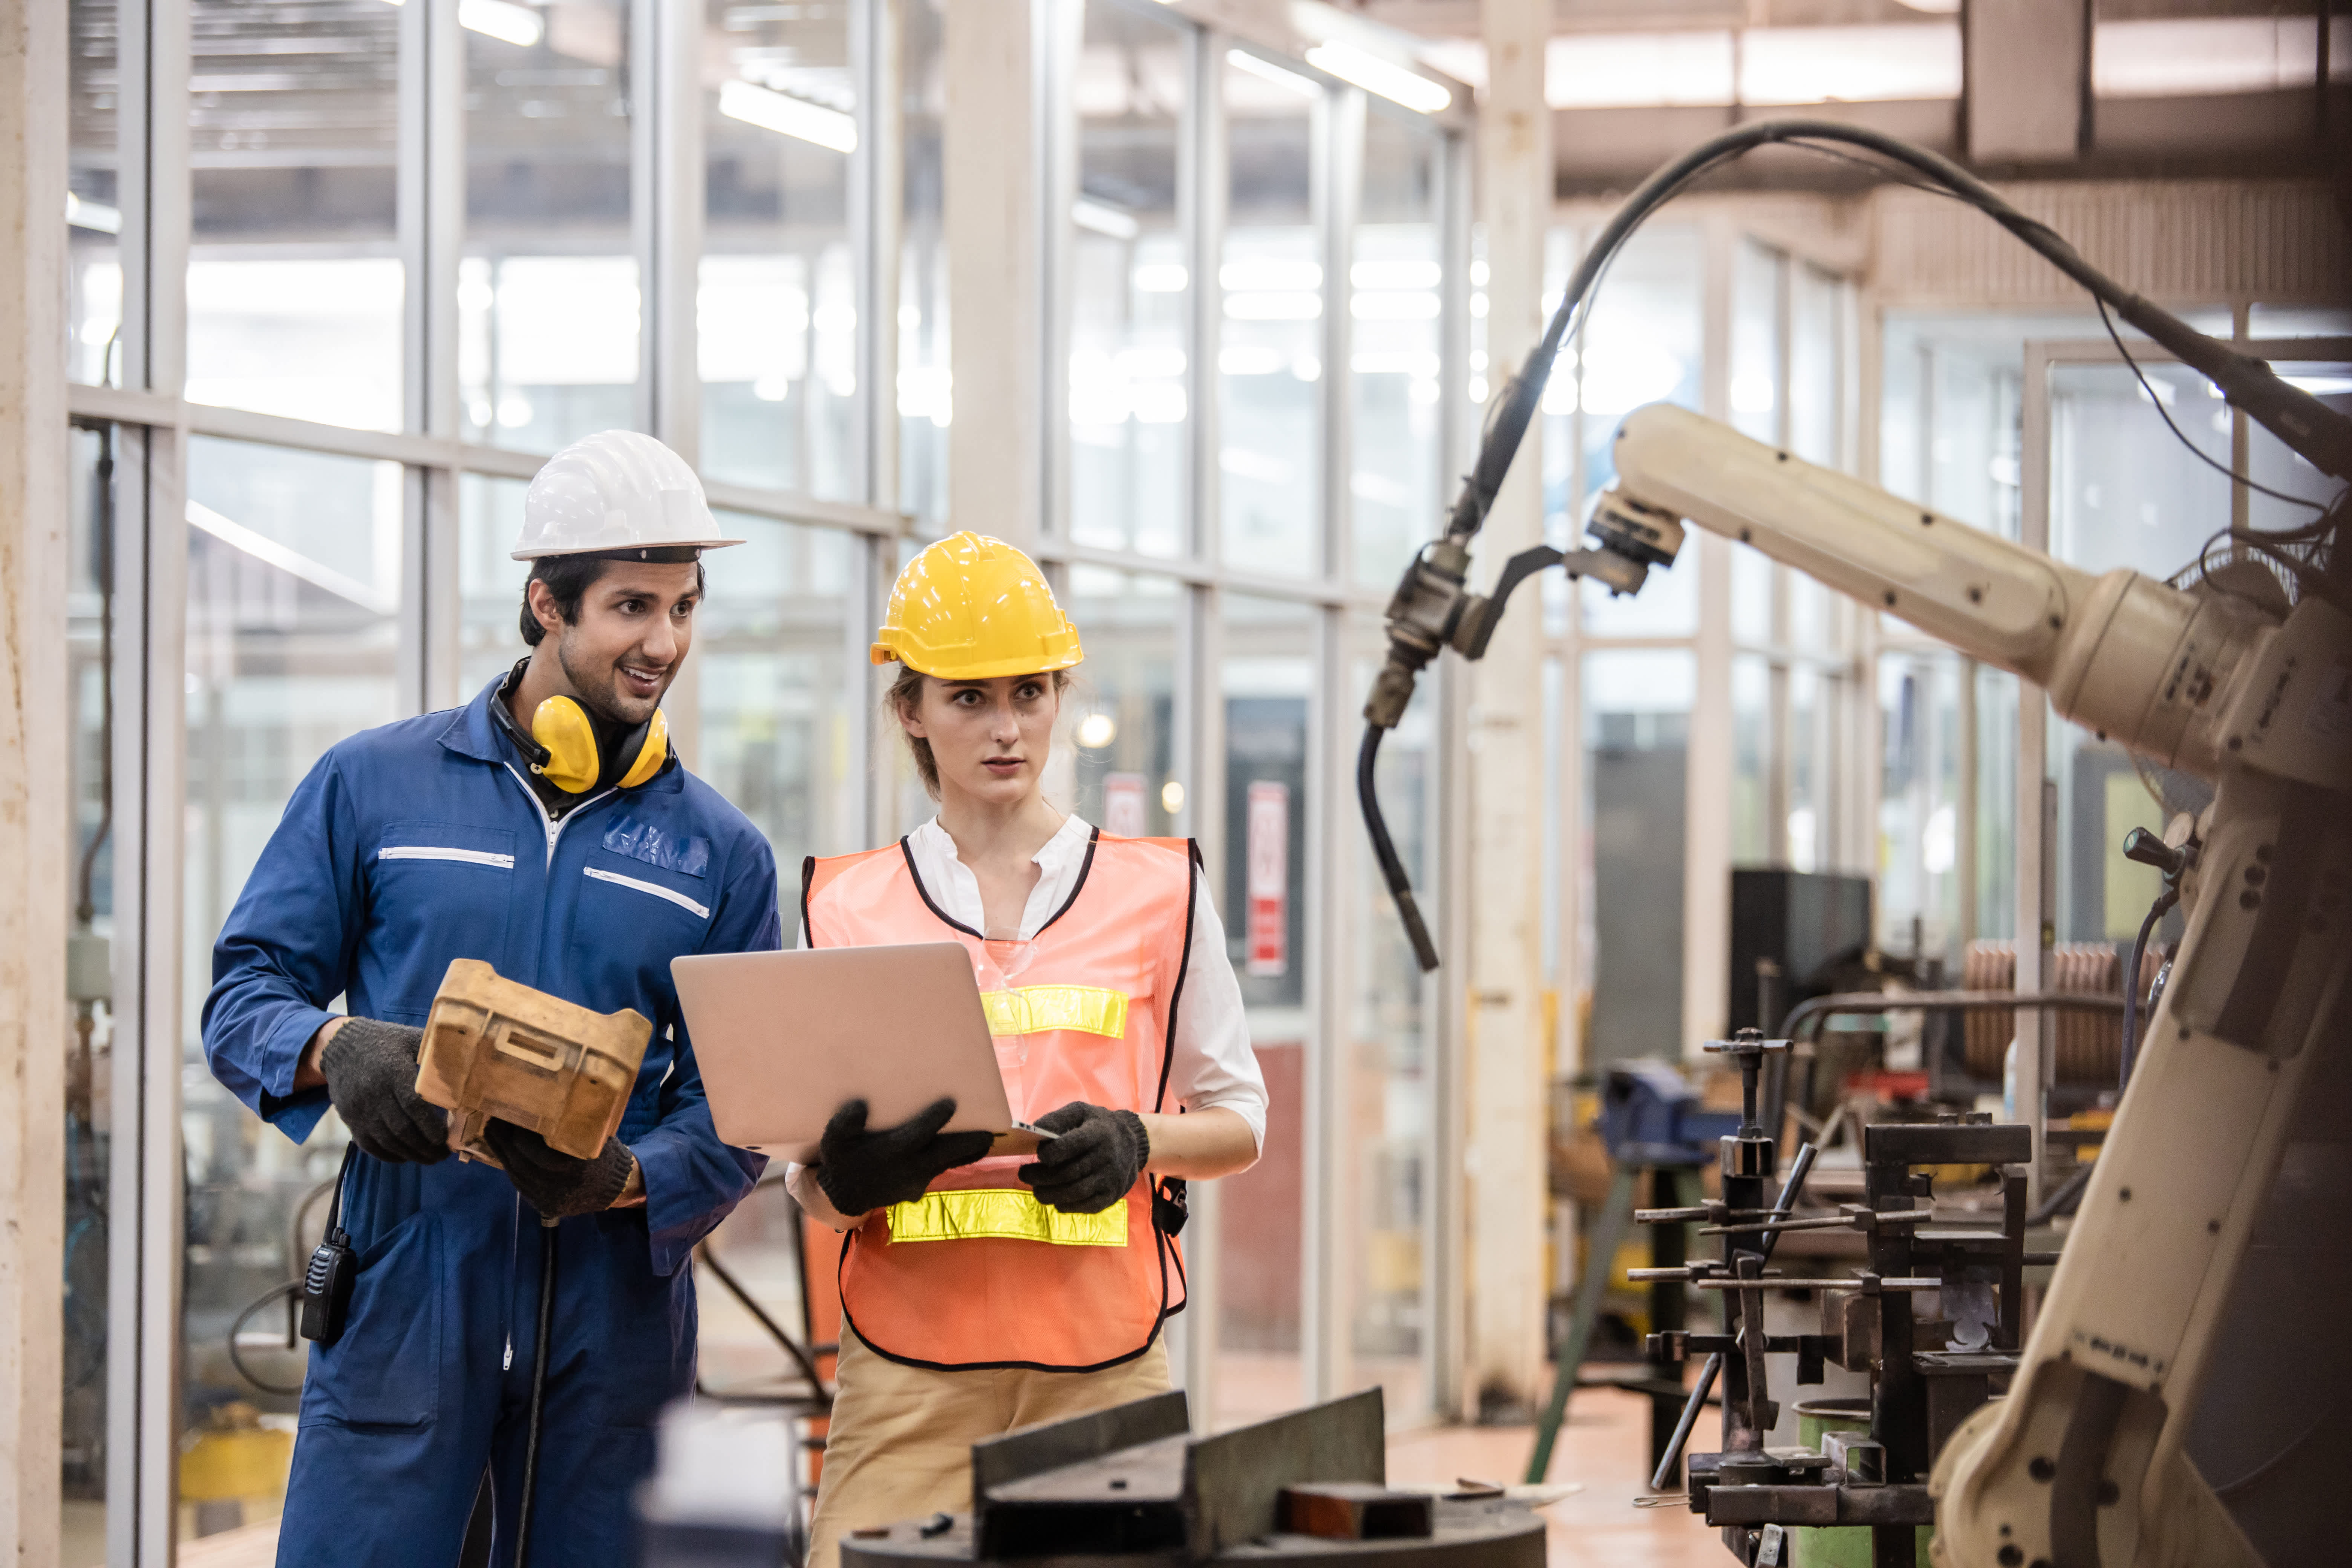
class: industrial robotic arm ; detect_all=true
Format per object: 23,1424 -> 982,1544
1360,120 -> 2352,1568
1599,403 -> 2350,1568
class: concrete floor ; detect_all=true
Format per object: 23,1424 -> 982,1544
1387,1389 -> 1727,1568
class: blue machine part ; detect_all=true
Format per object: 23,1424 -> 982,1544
1596,1061 -> 1743,1168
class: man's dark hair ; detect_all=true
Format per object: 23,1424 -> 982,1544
520,551 -> 707,645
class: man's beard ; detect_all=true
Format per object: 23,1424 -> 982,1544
556,632 -> 665,728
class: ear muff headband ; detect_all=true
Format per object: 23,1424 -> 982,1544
530,696 -> 668,794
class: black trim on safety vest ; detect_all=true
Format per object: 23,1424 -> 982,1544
1031,825 -> 1100,938
798,854 -> 818,948
897,836 -> 986,939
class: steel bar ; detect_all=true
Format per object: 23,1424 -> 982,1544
1646,1144 -> 1817,1495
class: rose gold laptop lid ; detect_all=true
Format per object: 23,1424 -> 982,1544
673,942 -> 1017,1163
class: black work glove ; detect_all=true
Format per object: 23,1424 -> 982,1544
483,1119 -> 636,1220
814,1098 -> 994,1218
321,1018 -> 450,1165
1018,1102 -> 1149,1215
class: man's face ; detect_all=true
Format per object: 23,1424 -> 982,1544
530,560 -> 701,727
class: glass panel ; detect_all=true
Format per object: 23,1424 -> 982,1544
1067,1 -> 1189,557
185,0 -> 402,432
1058,568 -> 1181,835
696,513 -> 858,871
1580,650 -> 1690,1064
1730,239 -> 1782,443
2047,360 -> 2233,945
700,0 -> 858,496
1788,263 -> 1841,467
1788,663 -> 1822,873
68,0 -> 121,387
63,427 -> 119,1567
1344,618 -> 1433,1417
1575,225 -> 1701,636
1974,666 -> 2017,942
1731,652 -> 1770,864
1216,593 -> 1314,1424
899,0 -> 949,529
181,438 -> 401,1545
1351,110 -> 1443,586
458,474 -> 533,701
1219,50 -> 1322,577
464,0 -> 637,453
1876,651 -> 1963,968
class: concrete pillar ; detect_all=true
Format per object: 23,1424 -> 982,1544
0,0 -> 71,1555
1461,0 -> 1551,1419
942,0 -> 1043,550
1964,0 -> 2090,164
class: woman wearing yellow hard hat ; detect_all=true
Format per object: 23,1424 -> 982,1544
788,531 -> 1266,1566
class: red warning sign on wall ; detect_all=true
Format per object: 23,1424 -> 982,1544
1246,780 -> 1288,977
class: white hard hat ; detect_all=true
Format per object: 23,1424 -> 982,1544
511,430 -> 746,561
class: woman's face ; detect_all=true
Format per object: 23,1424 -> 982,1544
902,672 -> 1061,808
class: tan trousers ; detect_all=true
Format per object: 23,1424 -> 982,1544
806,1326 -> 1172,1568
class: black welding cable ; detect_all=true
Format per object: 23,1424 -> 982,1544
2118,893 -> 2172,1089
513,1218 -> 559,1568
1359,728 -> 1438,971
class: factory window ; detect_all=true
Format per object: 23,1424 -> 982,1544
462,0 -> 639,453
1065,0 -> 1190,559
181,437 -> 402,1544
1351,107 -> 1446,586
1059,567 -> 1182,839
700,0 -> 858,496
1219,48 -> 1325,578
1344,618 -> 1438,1412
1216,592 -> 1317,1424
695,514 -> 861,874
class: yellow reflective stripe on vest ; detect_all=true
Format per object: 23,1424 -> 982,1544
884,1188 -> 1129,1247
978,985 -> 1130,1040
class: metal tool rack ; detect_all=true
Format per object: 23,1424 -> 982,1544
1635,1029 -> 2041,1567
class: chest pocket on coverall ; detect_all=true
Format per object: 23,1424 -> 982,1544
369,823 -> 518,1020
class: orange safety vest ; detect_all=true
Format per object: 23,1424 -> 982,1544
801,828 -> 1197,1372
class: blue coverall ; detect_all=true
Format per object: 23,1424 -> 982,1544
202,677 -> 781,1567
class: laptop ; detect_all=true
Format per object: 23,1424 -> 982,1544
673,942 -> 1049,1163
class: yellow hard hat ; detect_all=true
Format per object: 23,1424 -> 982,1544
871,531 -> 1084,679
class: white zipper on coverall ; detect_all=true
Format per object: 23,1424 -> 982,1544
494,764 -> 619,1369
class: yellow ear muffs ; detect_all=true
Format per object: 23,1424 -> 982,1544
530,696 -> 603,793
529,698 -> 668,794
614,708 -> 669,790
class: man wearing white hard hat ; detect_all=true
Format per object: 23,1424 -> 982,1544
203,431 -> 779,1566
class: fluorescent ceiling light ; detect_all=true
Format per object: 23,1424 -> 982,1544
1227,49 -> 1320,98
66,192 -> 121,234
720,78 -> 858,153
1072,199 -> 1140,240
378,0 -> 545,49
1304,42 -> 1450,115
